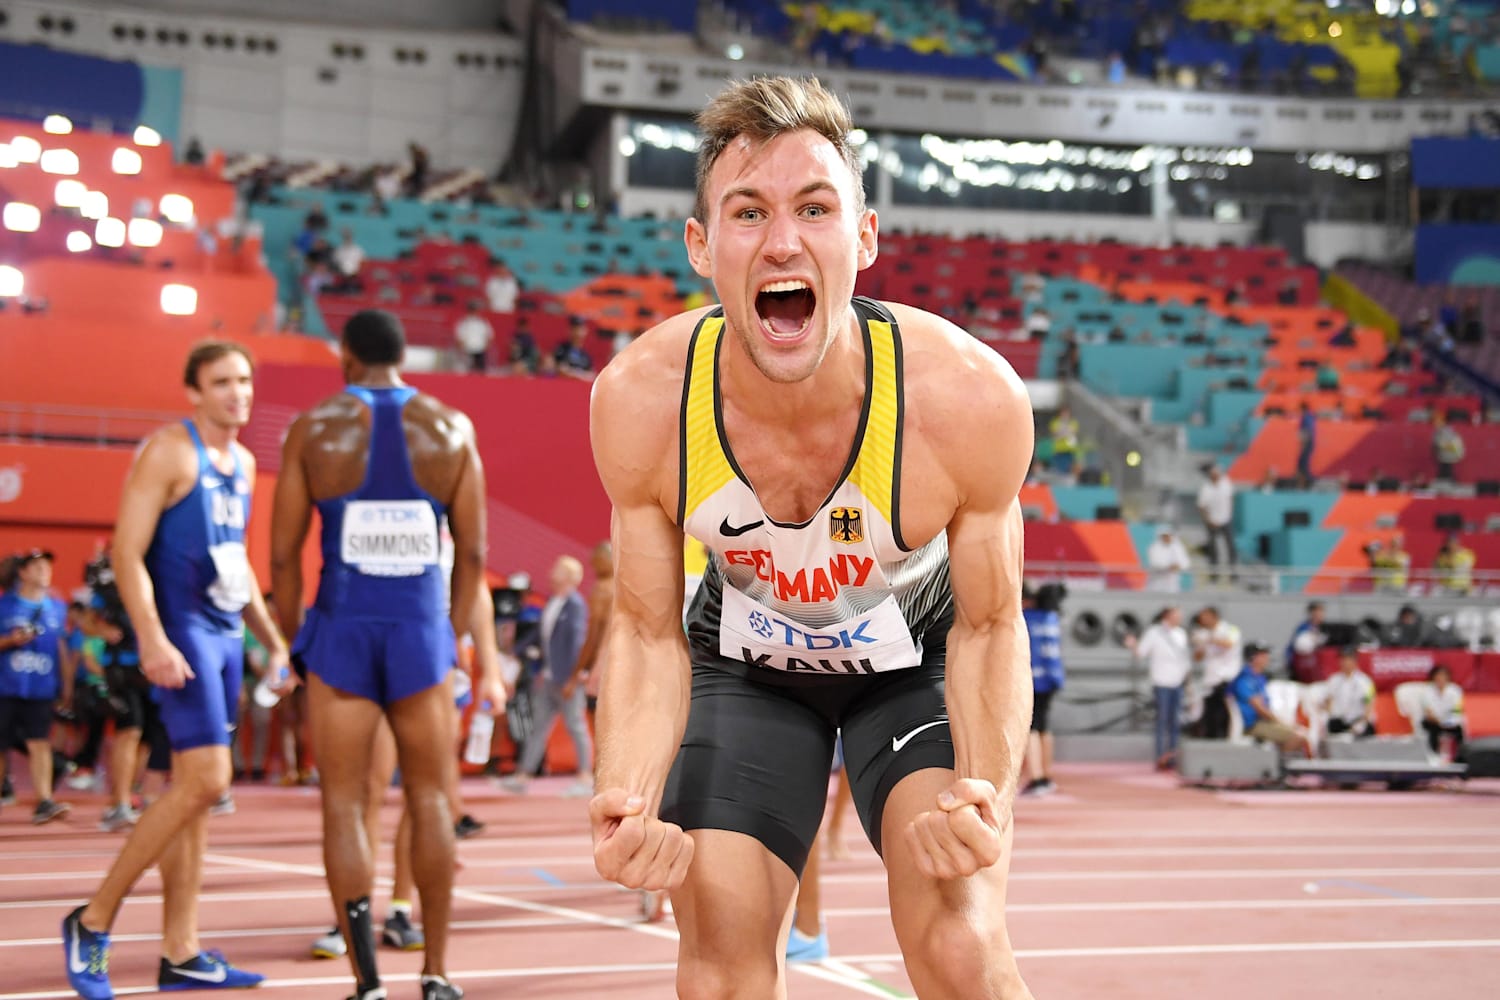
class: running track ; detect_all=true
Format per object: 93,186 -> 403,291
2,764 -> 1497,998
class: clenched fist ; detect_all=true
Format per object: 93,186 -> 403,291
589,788 -> 696,891
904,777 -> 1009,880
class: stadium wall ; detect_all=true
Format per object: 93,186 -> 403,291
0,0 -> 523,164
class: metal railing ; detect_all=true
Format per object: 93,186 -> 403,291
0,404 -> 176,448
1023,560 -> 1500,597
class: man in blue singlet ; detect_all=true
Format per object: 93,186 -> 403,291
62,341 -> 291,999
0,548 -> 70,824
589,77 -> 1036,998
270,309 -> 500,1000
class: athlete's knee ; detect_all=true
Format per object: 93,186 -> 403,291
676,953 -> 780,1000
908,909 -> 1018,996
171,748 -> 232,805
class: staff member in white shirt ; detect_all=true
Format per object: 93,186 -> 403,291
1126,606 -> 1193,770
1146,528 -> 1191,593
1192,606 -> 1242,739
454,302 -> 494,374
1323,647 -> 1377,738
1196,464 -> 1236,582
1420,665 -> 1466,757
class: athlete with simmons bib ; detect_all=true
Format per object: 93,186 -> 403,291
588,76 -> 1036,999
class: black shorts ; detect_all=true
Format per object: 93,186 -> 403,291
0,696 -> 55,742
661,657 -> 954,878
1031,689 -> 1055,733
111,685 -> 171,771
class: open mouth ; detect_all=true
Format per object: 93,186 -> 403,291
755,280 -> 816,341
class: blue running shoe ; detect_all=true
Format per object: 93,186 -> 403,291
62,906 -> 113,1000
785,925 -> 829,962
158,950 -> 264,991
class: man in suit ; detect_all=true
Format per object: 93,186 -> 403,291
498,556 -> 591,796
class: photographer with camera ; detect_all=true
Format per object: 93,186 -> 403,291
0,549 -> 71,824
1021,583 -> 1066,797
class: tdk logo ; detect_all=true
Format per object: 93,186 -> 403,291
747,611 -> 877,650
362,507 -> 426,523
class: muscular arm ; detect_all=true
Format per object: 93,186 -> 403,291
238,449 -> 287,658
445,415 -> 487,640
112,432 -> 187,655
269,416 -> 313,640
590,364 -> 689,814
946,479 -> 1032,802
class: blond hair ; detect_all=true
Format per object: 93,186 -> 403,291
693,75 -> 863,224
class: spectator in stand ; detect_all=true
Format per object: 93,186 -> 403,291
507,316 -> 540,376
372,170 -> 401,213
1196,464 -> 1236,582
1389,604 -> 1427,648
1048,406 -> 1080,475
405,142 -> 430,198
1020,272 -> 1045,306
1458,295 -> 1483,345
1419,665 -> 1466,757
1192,606 -> 1242,740
1125,606 -> 1192,770
1432,413 -> 1466,481
1323,648 -> 1377,738
553,316 -> 595,381
183,137 -> 206,167
1435,534 -> 1476,595
1296,401 -> 1316,486
454,302 -> 494,374
1026,306 -> 1052,340
1106,51 -> 1127,85
1285,601 -> 1328,673
1056,333 -> 1080,380
485,261 -> 519,315
1232,642 -> 1311,755
1368,537 -> 1411,594
1146,527 -> 1191,593
332,229 -> 365,291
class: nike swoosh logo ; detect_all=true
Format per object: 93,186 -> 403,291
720,517 -> 764,537
171,965 -> 228,984
892,718 -> 949,752
68,924 -> 87,975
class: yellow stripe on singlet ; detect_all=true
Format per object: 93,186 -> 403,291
680,316 -> 736,524
847,317 -> 898,526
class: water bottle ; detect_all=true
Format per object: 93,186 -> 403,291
253,664 -> 290,709
464,703 -> 494,765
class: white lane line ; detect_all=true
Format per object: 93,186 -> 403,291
202,851 -> 899,998
0,915 -> 580,948
0,962 -> 683,1000
827,896 -> 1500,918
827,866 -> 1500,884
830,937 -> 1500,963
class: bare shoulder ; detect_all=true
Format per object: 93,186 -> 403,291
406,391 -> 477,450
881,301 -> 1031,434
589,309 -> 704,497
134,421 -> 196,476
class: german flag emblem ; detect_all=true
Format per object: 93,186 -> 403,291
829,507 -> 864,544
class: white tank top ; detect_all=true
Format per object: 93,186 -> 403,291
679,298 -> 951,676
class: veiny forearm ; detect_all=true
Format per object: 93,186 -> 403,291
946,614 -> 1032,801
593,620 -> 691,814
